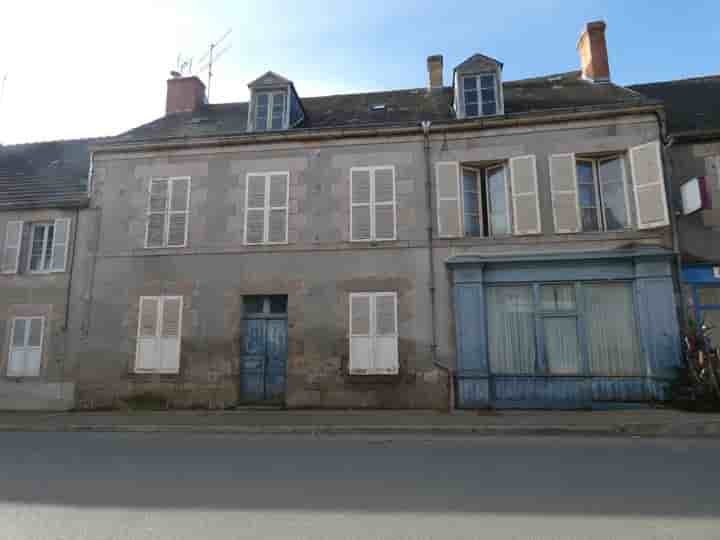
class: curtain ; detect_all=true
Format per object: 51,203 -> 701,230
585,283 -> 642,376
487,286 -> 536,374
543,317 -> 581,374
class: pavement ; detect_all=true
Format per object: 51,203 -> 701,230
1,432 -> 719,539
0,407 -> 719,437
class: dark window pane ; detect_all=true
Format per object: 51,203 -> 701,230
464,103 -> 478,117
243,296 -> 264,314
481,88 -> 495,102
463,76 -> 476,90
578,184 -> 597,207
464,89 -> 478,104
581,208 -> 600,231
482,102 -> 497,115
464,215 -> 481,236
479,74 -> 495,88
43,224 -> 54,270
269,295 -> 288,314
576,161 -> 594,184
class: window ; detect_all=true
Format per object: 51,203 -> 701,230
244,172 -> 289,245
461,164 -> 510,237
486,281 -> 640,377
349,292 -> 399,375
7,317 -> 44,377
254,91 -> 287,131
462,73 -> 497,117
4,219 -> 69,274
576,156 -> 629,232
350,166 -> 396,241
146,177 -> 190,248
135,296 -> 183,373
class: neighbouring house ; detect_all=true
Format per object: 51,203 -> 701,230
0,20 -> 682,410
0,139 -> 96,410
629,76 -> 720,332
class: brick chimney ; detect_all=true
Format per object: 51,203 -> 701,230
427,55 -> 443,90
577,21 -> 610,82
166,73 -> 206,115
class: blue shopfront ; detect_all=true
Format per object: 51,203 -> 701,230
682,265 -> 720,331
448,248 -> 681,409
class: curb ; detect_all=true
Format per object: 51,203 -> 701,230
0,423 -> 718,438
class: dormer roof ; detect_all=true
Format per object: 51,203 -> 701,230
248,71 -> 292,89
454,54 -> 503,73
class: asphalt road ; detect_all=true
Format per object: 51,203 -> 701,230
0,432 -> 718,540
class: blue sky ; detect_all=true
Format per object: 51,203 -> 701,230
1,1 -> 718,144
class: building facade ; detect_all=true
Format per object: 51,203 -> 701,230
0,21 -> 684,410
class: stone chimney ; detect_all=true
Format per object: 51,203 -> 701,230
166,73 -> 206,115
577,21 -> 610,82
427,55 -> 443,90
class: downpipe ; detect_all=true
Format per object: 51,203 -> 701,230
421,120 -> 454,412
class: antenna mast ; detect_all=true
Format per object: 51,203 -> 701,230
197,28 -> 232,101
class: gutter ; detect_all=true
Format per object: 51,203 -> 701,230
90,103 -> 663,155
421,120 -> 454,412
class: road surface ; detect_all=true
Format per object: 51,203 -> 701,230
0,432 -> 718,539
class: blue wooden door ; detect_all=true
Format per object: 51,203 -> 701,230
240,317 -> 287,403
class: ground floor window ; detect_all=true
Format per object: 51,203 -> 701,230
486,281 -> 641,376
349,292 -> 399,375
693,286 -> 720,333
7,317 -> 44,377
135,296 -> 183,374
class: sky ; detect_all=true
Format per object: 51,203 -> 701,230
0,0 -> 718,144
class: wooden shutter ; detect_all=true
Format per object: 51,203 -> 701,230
373,167 -> 396,240
51,218 -> 70,271
509,155 -> 541,235
436,162 -> 461,237
373,293 -> 399,374
1,220 -> 23,274
136,296 -> 159,371
159,296 -> 182,373
351,169 -> 372,241
245,174 -> 267,244
167,178 -> 190,247
629,141 -> 670,229
268,173 -> 288,243
146,179 -> 168,248
349,293 -> 372,373
549,154 -> 581,233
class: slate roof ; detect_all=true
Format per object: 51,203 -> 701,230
0,139 -> 94,210
629,75 -> 720,137
116,70 -> 654,144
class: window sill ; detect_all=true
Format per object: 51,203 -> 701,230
346,372 -> 401,384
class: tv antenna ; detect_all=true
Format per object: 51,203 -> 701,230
174,54 -> 194,76
197,28 -> 232,101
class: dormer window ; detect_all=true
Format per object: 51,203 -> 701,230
462,74 -> 497,117
453,54 -> 504,119
254,91 -> 287,131
247,71 -> 306,133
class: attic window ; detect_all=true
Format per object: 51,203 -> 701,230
462,73 -> 497,117
253,91 -> 287,131
370,104 -> 386,111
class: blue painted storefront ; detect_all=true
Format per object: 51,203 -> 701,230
448,248 -> 681,409
681,264 -> 720,327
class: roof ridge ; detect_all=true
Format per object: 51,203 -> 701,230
629,74 -> 720,87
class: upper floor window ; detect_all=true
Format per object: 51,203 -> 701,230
575,156 -> 629,232
244,172 -> 289,245
461,164 -> 510,237
462,74 -> 497,117
350,166 -> 397,241
145,177 -> 190,249
1,219 -> 69,275
254,91 -> 287,131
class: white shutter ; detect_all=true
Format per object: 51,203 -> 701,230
629,141 -> 670,229
136,296 -> 160,371
146,180 -> 168,248
268,173 -> 289,243
373,293 -> 399,374
245,174 -> 267,244
351,168 -> 372,241
1,220 -> 23,274
549,154 -> 581,233
167,178 -> 190,247
159,296 -> 182,373
436,162 -> 461,237
373,167 -> 396,240
349,293 -> 372,373
510,155 -> 541,235
51,218 -> 70,271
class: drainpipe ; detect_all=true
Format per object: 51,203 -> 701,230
654,110 -> 686,329
421,120 -> 454,412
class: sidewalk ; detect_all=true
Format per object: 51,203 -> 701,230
0,408 -> 719,438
